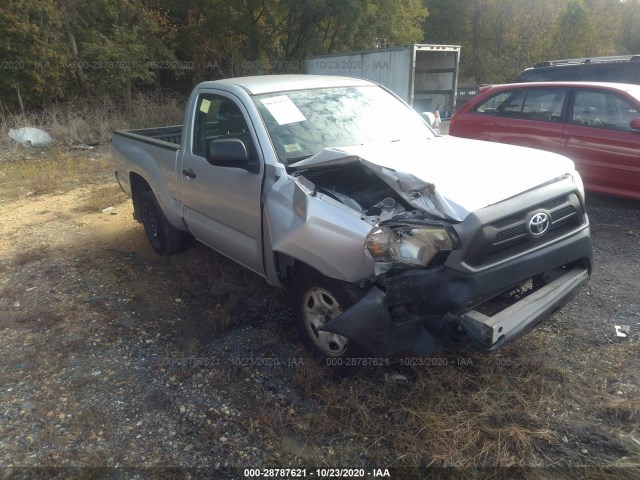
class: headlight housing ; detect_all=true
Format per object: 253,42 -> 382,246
365,224 -> 456,268
570,170 -> 585,205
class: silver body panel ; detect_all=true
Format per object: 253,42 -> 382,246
113,75 -> 581,287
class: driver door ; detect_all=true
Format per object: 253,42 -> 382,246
178,91 -> 264,275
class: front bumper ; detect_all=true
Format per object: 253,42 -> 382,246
452,267 -> 589,350
318,227 -> 592,357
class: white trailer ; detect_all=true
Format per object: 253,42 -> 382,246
307,44 -> 460,118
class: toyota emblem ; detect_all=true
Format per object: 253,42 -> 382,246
528,212 -> 550,236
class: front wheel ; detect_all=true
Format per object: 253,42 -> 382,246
291,267 -> 367,375
140,190 -> 184,255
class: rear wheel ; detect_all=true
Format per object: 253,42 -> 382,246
291,267 -> 367,376
141,190 -> 184,255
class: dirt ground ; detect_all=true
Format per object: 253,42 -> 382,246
0,150 -> 639,479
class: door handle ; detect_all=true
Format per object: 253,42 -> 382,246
570,134 -> 586,141
182,168 -> 196,179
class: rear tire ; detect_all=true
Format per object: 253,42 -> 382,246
141,190 -> 184,255
291,266 -> 367,376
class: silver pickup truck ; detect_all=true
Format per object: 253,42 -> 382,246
113,75 -> 592,372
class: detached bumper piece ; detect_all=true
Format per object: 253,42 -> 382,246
319,267 -> 589,358
452,267 -> 589,350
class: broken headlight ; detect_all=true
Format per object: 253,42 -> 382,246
365,225 -> 455,268
570,170 -> 585,205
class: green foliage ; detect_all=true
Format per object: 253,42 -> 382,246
424,0 -> 640,84
2,0 -> 639,110
63,0 -> 175,99
0,0 -> 70,110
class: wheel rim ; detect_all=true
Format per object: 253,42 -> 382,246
302,287 -> 349,357
143,203 -> 161,248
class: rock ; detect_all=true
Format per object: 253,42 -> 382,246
220,436 -> 228,443
615,325 -> 630,338
581,448 -> 588,454
183,444 -> 193,451
101,207 -> 116,215
179,405 -> 186,413
8,127 -> 53,147
22,401 -> 35,412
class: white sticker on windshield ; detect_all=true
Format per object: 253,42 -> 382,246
261,95 -> 306,125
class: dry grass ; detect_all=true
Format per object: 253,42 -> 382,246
0,93 -> 184,200
0,93 -> 185,148
72,184 -> 128,213
0,148 -> 114,201
273,342 -> 636,472
167,243 -> 272,334
267,336 -> 640,473
590,343 -> 640,424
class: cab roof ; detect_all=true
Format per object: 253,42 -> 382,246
197,74 -> 375,95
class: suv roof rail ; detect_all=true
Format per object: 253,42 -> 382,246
533,54 -> 640,68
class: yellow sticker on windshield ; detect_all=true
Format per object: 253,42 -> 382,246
284,143 -> 302,153
200,99 -> 211,114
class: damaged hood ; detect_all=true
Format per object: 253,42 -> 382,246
289,138 -> 576,221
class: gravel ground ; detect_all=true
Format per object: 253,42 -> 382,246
0,157 -> 639,478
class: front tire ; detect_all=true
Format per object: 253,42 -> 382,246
291,267 -> 366,375
140,190 -> 184,255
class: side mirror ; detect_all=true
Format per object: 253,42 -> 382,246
630,118 -> 640,131
206,138 -> 256,172
421,111 -> 435,127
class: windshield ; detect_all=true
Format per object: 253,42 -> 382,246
253,85 -> 435,164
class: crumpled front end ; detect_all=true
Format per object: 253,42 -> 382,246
317,177 -> 593,358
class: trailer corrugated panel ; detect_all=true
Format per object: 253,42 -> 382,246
307,47 -> 414,101
307,44 -> 460,118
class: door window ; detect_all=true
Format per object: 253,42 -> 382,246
520,89 -> 567,122
571,90 -> 639,131
473,88 -> 567,122
193,94 -> 253,156
474,90 -> 521,115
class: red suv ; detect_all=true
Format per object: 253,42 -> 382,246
449,82 -> 640,200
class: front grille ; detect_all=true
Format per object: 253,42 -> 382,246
494,224 -> 527,244
551,205 -> 576,222
463,193 -> 585,268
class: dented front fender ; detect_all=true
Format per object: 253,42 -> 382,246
264,173 -> 376,283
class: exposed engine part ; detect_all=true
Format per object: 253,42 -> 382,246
327,190 -> 364,212
298,163 -> 430,224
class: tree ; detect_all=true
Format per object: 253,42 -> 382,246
556,0 -> 597,58
56,0 -> 89,97
0,0 -> 69,110
65,0 -> 175,101
617,0 -> 640,53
